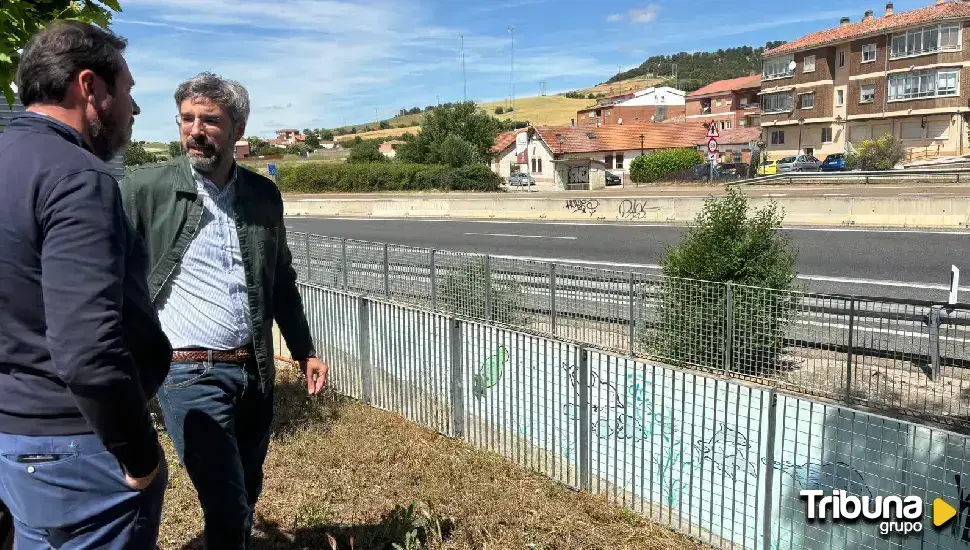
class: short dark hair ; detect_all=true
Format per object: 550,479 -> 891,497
16,20 -> 128,107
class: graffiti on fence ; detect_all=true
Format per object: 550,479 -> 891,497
564,199 -> 600,216
693,424 -> 760,481
473,346 -> 508,399
618,199 -> 660,220
764,458 -> 873,498
952,474 -> 970,542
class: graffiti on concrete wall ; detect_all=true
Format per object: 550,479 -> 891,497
618,199 -> 659,220
693,424 -> 760,481
567,165 -> 589,185
952,474 -> 970,542
764,458 -> 873,498
473,346 -> 508,399
564,199 -> 599,216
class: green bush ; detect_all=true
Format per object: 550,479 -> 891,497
438,134 -> 480,168
845,133 -> 904,170
439,257 -> 526,326
276,162 -> 502,193
646,187 -> 799,375
629,148 -> 702,183
348,141 -> 387,164
494,106 -> 504,115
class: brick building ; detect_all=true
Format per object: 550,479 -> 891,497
684,74 -> 762,131
576,87 -> 687,126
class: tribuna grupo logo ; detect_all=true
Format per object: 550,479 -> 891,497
801,490 -> 925,535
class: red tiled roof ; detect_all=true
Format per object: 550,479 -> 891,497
687,74 -> 761,98
764,1 -> 970,57
490,130 -> 525,153
533,122 -> 710,155
695,126 -> 762,146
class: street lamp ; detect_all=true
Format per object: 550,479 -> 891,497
797,117 -> 805,154
639,134 -> 644,156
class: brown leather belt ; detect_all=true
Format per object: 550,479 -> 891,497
172,347 -> 254,364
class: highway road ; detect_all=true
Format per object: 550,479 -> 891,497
285,217 -> 970,302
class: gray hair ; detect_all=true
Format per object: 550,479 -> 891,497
174,71 -> 250,126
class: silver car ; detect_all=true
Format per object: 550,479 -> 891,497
507,172 -> 535,186
776,154 -> 821,173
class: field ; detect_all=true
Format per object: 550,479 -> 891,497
237,151 -> 347,177
156,364 -> 707,549
573,75 -> 664,98
335,125 -> 420,143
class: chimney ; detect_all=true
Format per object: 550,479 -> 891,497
863,9 -> 874,21
885,2 -> 893,15
570,118 -> 575,126
937,0 -> 944,4
840,16 -> 851,26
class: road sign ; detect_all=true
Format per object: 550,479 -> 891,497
708,152 -> 719,163
707,139 -> 718,153
707,123 -> 719,138
267,163 -> 277,177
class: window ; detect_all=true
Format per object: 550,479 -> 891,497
726,120 -> 732,129
901,121 -> 923,139
849,125 -> 870,142
720,120 -> 726,129
716,99 -> 722,107
803,55 -> 816,72
800,93 -> 815,109
927,120 -> 949,140
615,154 -> 624,169
872,124 -> 891,139
891,23 -> 961,59
763,55 -> 794,80
888,69 -> 959,100
862,43 -> 877,62
537,158 -> 543,173
605,154 -> 613,168
531,158 -> 537,173
762,92 -> 793,113
821,127 -> 833,143
838,51 -> 845,68
837,89 -> 845,107
860,84 -> 876,103
770,130 -> 785,145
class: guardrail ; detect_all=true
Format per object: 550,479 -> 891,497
741,166 -> 970,186
289,232 -> 970,428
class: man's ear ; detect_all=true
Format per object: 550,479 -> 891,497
234,122 -> 247,142
76,69 -> 97,103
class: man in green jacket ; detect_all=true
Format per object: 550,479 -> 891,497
120,72 -> 328,549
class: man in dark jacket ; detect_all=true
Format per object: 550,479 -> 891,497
0,21 -> 171,549
121,72 -> 327,549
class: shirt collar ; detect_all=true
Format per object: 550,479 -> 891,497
191,163 -> 238,196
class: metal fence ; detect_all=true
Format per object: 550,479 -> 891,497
292,283 -> 970,550
289,232 -> 970,428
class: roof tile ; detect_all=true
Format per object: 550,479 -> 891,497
687,74 -> 761,97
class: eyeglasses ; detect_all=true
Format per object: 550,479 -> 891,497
175,114 -> 223,129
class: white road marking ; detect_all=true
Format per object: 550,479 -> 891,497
762,193 -> 788,197
823,193 -> 849,197
464,232 -> 577,240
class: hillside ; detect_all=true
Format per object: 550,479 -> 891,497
607,42 -> 786,92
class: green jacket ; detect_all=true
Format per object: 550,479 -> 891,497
119,156 -> 315,391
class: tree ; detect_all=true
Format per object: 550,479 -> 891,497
304,133 -> 321,149
168,140 -> 182,158
247,136 -> 268,154
2,1 -> 121,107
438,134 -> 480,168
347,140 -> 386,163
379,120 -> 391,130
320,129 -> 335,141
395,101 -> 500,165
123,140 -> 157,166
302,128 -> 311,137
494,106 -> 504,115
845,134 -> 904,170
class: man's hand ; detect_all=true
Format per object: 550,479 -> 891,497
124,461 -> 160,491
300,356 -> 329,395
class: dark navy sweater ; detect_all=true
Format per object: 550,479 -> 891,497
0,112 -> 171,478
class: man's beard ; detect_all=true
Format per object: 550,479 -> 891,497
88,99 -> 130,162
183,136 -> 223,174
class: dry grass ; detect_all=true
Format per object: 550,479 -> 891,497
573,76 -> 665,98
477,95 -> 592,126
157,364 -> 707,550
336,125 -> 421,143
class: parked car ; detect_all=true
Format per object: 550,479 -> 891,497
776,154 -> 821,173
820,153 -> 847,172
758,159 -> 778,175
692,162 -> 735,181
605,171 -> 621,186
507,172 -> 535,187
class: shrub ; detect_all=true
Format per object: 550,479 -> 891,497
348,141 -> 387,163
494,106 -> 504,115
629,148 -> 702,183
439,257 -> 526,326
275,162 -> 502,193
845,134 -> 904,170
646,187 -> 798,375
438,134 -> 480,168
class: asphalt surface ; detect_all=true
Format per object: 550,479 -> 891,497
285,217 -> 970,302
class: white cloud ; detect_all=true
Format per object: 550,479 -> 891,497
607,4 -> 660,24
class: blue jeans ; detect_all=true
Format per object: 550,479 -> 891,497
156,359 -> 274,550
0,432 -> 166,549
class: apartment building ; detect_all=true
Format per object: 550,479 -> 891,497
684,74 -> 762,130
576,87 -> 687,126
760,0 -> 970,161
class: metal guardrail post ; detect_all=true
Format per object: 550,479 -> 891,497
430,249 -> 437,312
929,305 -> 943,380
845,298 -> 855,399
577,347 -> 591,492
449,316 -> 465,438
724,283 -> 734,373
383,243 -> 390,298
341,238 -> 348,290
628,272 -> 635,356
761,389 -> 778,550
484,254 -> 493,322
358,298 -> 372,404
549,263 -> 557,337
304,233 -> 311,282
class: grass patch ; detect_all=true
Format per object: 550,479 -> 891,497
157,364 -> 707,549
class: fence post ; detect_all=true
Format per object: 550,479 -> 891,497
549,263 -> 557,337
358,297 -> 373,404
304,233 -> 311,283
430,249 -> 437,312
383,243 -> 390,298
341,238 -> 348,291
761,389 -> 778,550
577,347 -> 591,492
449,316 -> 465,438
628,272 -> 636,356
929,305 -> 943,380
724,283 -> 734,373
484,254 -> 493,322
845,298 -> 856,399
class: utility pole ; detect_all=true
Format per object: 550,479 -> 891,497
508,26 -> 515,116
460,34 -> 467,103
374,107 -> 378,125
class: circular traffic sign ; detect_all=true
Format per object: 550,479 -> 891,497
707,139 -> 718,153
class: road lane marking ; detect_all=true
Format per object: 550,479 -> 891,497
464,232 -> 577,240
823,193 -> 849,197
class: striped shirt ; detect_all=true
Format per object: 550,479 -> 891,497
155,166 -> 252,350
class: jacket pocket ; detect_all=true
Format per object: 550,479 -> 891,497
163,361 -> 211,390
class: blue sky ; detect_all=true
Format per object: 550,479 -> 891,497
114,0 -> 927,142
